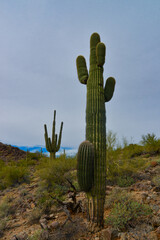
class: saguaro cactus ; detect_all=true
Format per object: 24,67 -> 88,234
44,110 -> 63,160
76,33 -> 115,227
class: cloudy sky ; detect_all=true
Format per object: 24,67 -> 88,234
1,0 -> 160,151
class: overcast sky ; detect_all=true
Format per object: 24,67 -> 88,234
1,0 -> 160,149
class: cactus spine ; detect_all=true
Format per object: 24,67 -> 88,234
44,110 -> 63,160
76,33 -> 115,226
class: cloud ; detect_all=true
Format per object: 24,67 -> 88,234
0,1 -> 160,148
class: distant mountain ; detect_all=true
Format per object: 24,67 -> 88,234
12,145 -> 77,157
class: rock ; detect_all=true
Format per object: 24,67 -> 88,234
0,230 -> 3,238
11,232 -> 28,240
111,229 -> 119,239
119,223 -> 154,240
155,226 -> 160,239
132,181 -> 152,191
153,186 -> 160,192
39,217 -> 48,230
156,226 -> 160,234
48,213 -> 55,219
101,228 -> 111,240
150,204 -> 160,214
152,216 -> 160,227
48,221 -> 60,230
40,230 -> 49,240
120,232 -> 127,240
147,231 -> 158,240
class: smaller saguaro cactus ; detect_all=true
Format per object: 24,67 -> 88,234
44,110 -> 63,160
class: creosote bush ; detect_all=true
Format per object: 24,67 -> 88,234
0,196 -> 15,218
152,175 -> 160,187
0,163 -> 29,189
28,207 -> 43,224
28,230 -> 44,240
106,130 -> 153,184
141,133 -> 160,154
36,155 -> 77,199
116,176 -> 134,187
0,218 -> 7,232
105,189 -> 152,231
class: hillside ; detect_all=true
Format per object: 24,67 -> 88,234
0,142 -> 160,239
0,142 -> 26,162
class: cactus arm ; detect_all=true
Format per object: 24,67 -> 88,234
96,42 -> 106,67
76,56 -> 88,84
44,124 -> 48,137
54,134 -> 57,149
90,33 -> 100,68
44,124 -> 50,151
48,138 -> 52,151
56,121 -> 63,151
104,77 -> 116,102
52,110 -> 56,143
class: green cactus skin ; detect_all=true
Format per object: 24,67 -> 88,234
77,140 -> 94,192
76,33 -> 115,227
44,110 -> 63,160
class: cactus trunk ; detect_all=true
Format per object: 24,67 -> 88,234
76,33 -> 115,227
50,152 -> 55,161
86,65 -> 106,226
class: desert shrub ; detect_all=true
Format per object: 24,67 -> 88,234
35,187 -> 55,213
107,156 -> 150,183
36,155 -> 77,200
0,164 -> 29,189
37,156 -> 76,185
0,218 -> 7,232
0,159 -> 5,168
106,201 -> 152,231
122,144 -> 144,158
107,130 -> 118,152
28,230 -> 44,240
0,197 -> 15,218
141,133 -> 160,154
105,188 -> 130,208
106,134 -> 149,182
116,176 -> 134,187
152,175 -> 160,187
27,152 -> 42,161
105,190 -> 152,231
28,207 -> 43,224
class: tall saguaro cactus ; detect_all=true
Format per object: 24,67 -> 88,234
44,110 -> 63,160
76,33 -> 116,227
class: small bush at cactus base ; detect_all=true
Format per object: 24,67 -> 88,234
105,190 -> 152,231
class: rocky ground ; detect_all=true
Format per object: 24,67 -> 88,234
0,144 -> 160,239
